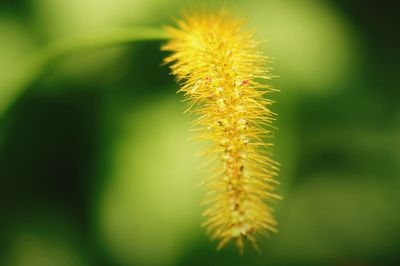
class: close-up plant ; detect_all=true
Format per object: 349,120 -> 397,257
0,1 -> 399,265
162,11 -> 281,253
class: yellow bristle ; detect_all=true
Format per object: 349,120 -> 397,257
162,10 -> 280,252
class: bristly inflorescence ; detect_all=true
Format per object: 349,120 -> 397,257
162,10 -> 281,253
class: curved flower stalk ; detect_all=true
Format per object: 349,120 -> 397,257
1,27 -> 168,117
162,11 -> 281,253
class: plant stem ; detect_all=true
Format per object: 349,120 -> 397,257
0,26 -> 169,116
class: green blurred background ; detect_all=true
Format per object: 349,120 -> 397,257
0,0 -> 399,265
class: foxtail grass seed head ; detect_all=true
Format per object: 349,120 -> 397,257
162,10 -> 281,253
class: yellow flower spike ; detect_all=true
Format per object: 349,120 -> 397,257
162,10 -> 281,253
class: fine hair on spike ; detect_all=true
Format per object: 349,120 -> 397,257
162,9 -> 281,253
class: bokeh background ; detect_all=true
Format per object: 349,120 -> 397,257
1,0 -> 399,265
